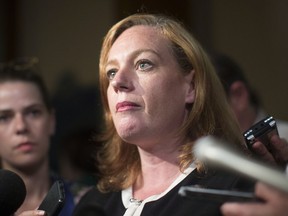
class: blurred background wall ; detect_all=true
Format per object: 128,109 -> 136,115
1,0 -> 288,120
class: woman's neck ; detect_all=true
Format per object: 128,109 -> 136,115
133,150 -> 181,200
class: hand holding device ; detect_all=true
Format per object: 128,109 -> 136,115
243,116 -> 278,151
243,116 -> 288,167
38,180 -> 65,216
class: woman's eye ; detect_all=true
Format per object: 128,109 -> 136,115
27,109 -> 42,117
0,114 -> 11,123
137,60 -> 153,71
106,69 -> 117,80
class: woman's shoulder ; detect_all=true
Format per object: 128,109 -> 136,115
186,169 -> 255,191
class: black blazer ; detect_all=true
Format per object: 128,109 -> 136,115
73,170 -> 255,216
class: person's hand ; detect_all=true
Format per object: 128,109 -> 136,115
221,182 -> 288,216
251,134 -> 288,167
17,210 -> 46,216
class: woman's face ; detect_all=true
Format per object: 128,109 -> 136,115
0,81 -> 54,170
106,26 -> 195,149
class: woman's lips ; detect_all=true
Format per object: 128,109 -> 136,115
16,142 -> 35,152
116,101 -> 140,112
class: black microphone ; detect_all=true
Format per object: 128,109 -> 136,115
0,169 -> 27,216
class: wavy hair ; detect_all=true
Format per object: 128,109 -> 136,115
97,13 -> 246,192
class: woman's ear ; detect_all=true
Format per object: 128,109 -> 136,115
185,70 -> 195,103
228,81 -> 250,112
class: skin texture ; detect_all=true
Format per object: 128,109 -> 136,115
0,82 -> 54,171
105,25 -> 195,200
227,81 -> 257,132
106,25 -> 195,150
17,210 -> 46,216
221,182 -> 288,216
252,135 -> 288,166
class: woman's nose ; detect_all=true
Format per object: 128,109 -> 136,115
111,69 -> 134,92
14,114 -> 28,134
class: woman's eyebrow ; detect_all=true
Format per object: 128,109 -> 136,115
106,48 -> 161,66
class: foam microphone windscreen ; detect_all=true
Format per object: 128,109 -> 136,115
0,169 -> 27,216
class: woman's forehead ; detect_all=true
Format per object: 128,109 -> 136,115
108,26 -> 170,58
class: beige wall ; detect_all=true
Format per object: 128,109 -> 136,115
210,1 -> 288,121
16,0 -> 116,93
13,0 -> 288,121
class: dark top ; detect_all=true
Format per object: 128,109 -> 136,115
73,169 -> 255,216
51,174 -> 75,216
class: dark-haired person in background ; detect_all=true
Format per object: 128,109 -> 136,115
211,54 -> 288,137
0,58 -> 75,216
211,54 -> 288,168
211,54 -> 288,216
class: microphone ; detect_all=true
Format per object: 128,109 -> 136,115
194,136 -> 288,193
0,169 -> 27,216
